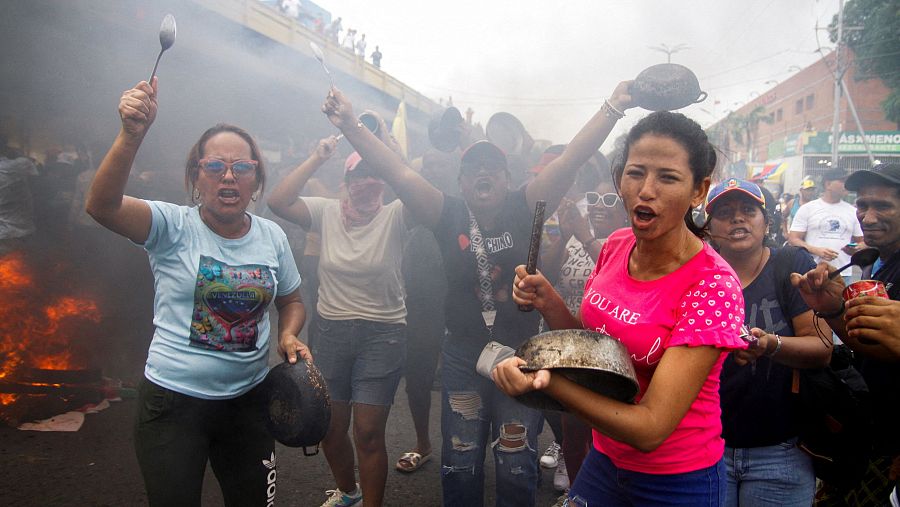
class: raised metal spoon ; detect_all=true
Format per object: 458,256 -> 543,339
149,14 -> 176,82
309,41 -> 334,88
828,247 -> 880,279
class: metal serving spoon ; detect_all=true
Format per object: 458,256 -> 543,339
309,41 -> 334,88
827,247 -> 880,279
149,14 -> 176,82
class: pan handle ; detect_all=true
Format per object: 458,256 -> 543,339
694,91 -> 708,104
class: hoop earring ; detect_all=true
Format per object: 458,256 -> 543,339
193,187 -> 200,202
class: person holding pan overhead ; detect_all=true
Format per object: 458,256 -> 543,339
494,111 -> 748,506
85,78 -> 308,506
322,81 -> 632,507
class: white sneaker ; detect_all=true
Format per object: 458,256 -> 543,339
321,483 -> 362,507
553,456 -> 569,492
540,441 -> 560,468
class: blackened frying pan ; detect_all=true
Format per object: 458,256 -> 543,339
261,360 -> 331,450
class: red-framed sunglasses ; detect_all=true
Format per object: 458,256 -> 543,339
198,158 -> 258,179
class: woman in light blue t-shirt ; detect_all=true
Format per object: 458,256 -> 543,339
86,78 -> 309,506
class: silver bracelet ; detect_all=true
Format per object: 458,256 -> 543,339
602,99 -> 625,120
765,334 -> 782,358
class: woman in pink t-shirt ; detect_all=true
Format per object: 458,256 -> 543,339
494,111 -> 748,506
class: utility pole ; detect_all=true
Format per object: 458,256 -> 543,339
831,0 -> 844,168
829,0 -> 876,168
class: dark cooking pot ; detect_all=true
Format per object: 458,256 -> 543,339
261,360 -> 331,448
486,112 -> 528,155
358,112 -> 381,136
515,329 -> 638,411
428,107 -> 464,152
631,63 -> 707,112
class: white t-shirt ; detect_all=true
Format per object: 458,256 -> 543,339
790,198 -> 862,268
303,197 -> 409,323
142,201 -> 301,399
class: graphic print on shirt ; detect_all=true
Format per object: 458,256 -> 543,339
582,286 -> 658,363
815,213 -> 850,239
458,232 -> 512,304
459,231 -> 515,255
745,296 -> 789,335
559,240 -> 596,310
190,255 -> 274,351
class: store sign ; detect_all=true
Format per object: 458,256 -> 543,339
766,133 -> 801,159
804,131 -> 900,154
784,133 -> 800,157
758,92 -> 777,106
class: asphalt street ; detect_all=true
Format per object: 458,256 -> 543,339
0,378 -> 564,506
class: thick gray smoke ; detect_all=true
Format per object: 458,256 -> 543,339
0,0 -> 431,379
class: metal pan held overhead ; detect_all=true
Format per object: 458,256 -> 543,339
261,360 -> 331,449
486,112 -> 527,155
631,63 -> 707,112
514,329 -> 639,412
428,106 -> 464,152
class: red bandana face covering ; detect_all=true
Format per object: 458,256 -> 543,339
340,177 -> 385,228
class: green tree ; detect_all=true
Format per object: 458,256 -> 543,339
729,106 -> 773,160
830,0 -> 900,125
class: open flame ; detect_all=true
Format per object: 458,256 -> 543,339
0,251 -> 101,406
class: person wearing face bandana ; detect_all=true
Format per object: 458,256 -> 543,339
267,123 -> 414,507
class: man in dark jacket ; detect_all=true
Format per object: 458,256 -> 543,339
792,163 -> 900,506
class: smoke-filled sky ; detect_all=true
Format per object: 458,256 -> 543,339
315,0 -> 841,145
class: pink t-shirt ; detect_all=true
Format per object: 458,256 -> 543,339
581,228 -> 747,474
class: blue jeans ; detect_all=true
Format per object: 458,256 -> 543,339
566,447 -> 726,506
725,439 -> 815,507
440,341 -> 543,507
312,317 -> 406,406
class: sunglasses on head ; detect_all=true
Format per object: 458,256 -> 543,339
198,158 -> 258,179
585,191 -> 621,207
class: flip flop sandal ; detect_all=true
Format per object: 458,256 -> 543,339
395,451 -> 431,473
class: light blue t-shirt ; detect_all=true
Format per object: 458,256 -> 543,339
142,201 -> 301,399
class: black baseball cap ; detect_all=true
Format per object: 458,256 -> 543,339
460,141 -> 507,173
845,163 -> 900,191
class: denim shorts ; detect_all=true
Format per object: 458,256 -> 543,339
566,447 -> 726,506
312,316 -> 406,406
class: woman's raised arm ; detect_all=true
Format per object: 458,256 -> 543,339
267,136 -> 338,230
322,88 -> 444,228
526,81 -> 633,214
85,79 -> 157,243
